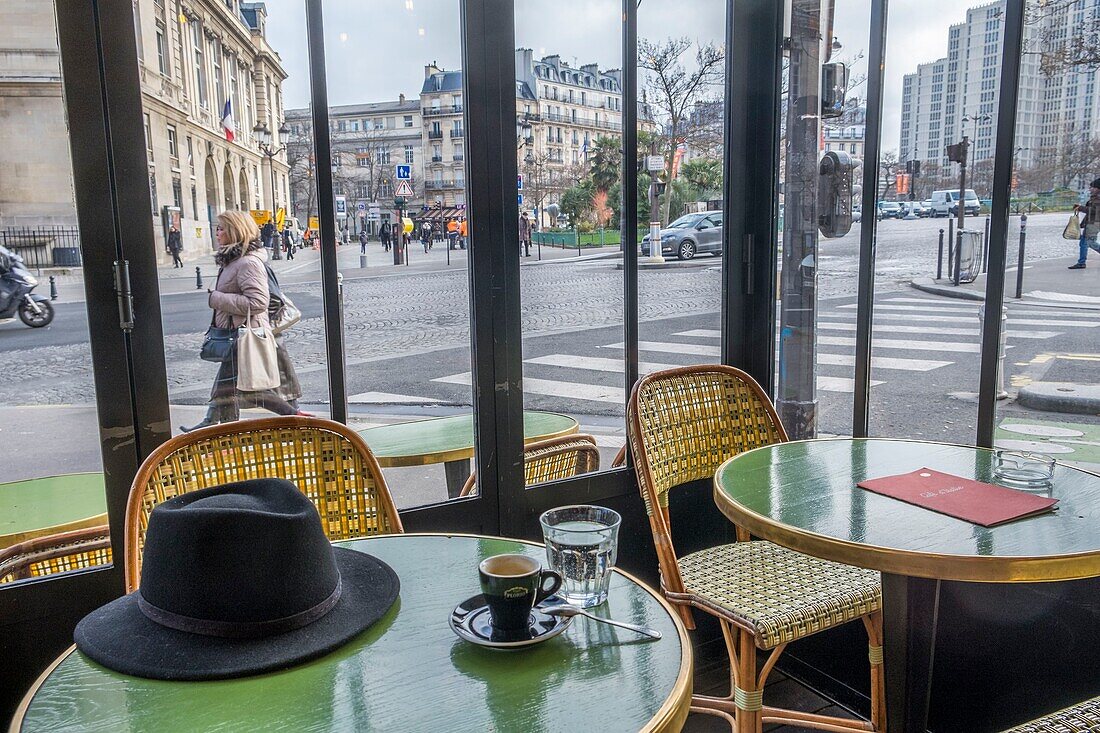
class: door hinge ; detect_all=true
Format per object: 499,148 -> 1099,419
113,260 -> 135,333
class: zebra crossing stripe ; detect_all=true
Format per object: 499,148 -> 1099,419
824,312 -> 1100,328
434,372 -> 623,403
674,329 -> 721,338
819,335 -> 984,353
818,321 -> 1061,340
839,303 -> 978,314
525,354 -> 678,373
817,353 -> 952,371
819,375 -> 885,392
603,341 -> 721,357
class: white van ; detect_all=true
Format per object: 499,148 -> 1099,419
930,189 -> 980,218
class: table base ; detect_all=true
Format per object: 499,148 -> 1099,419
444,459 -> 471,499
883,573 -> 941,733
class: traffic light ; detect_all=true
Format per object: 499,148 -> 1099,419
905,159 -> 921,176
653,171 -> 668,197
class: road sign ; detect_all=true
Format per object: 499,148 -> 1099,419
395,180 -> 414,197
518,193 -> 524,205
335,195 -> 347,218
395,164 -> 411,180
646,155 -> 665,172
356,201 -> 367,212
517,174 -> 523,190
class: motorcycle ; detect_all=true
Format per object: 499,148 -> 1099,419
0,245 -> 54,328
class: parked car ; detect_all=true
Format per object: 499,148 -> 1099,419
876,201 -> 902,220
930,189 -> 980,217
900,201 -> 929,218
922,199 -> 933,214
640,211 -> 724,260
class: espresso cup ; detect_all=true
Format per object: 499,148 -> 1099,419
478,554 -> 562,633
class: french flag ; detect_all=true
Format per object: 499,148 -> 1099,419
220,99 -> 235,142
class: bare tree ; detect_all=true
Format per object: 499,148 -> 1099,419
1026,0 -> 1100,75
520,150 -> 554,227
639,37 -> 724,225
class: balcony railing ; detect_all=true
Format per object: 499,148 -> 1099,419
543,112 -> 622,132
450,129 -> 465,139
426,179 -> 456,189
422,105 -> 463,117
432,155 -> 443,162
428,130 -> 444,140
452,154 -> 464,161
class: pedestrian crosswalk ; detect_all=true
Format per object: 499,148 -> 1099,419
426,296 -> 1083,406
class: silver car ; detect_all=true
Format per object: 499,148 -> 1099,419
640,211 -> 724,260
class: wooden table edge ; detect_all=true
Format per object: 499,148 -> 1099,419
713,439 -> 1100,583
10,532 -> 692,733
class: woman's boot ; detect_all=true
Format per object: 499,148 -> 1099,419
180,404 -> 219,433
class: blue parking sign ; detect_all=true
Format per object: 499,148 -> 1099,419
518,193 -> 524,205
517,175 -> 523,190
395,165 -> 411,180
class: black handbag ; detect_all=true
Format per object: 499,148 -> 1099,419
199,271 -> 239,362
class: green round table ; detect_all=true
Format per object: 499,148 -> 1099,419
360,410 -> 579,498
0,473 -> 107,550
12,534 -> 692,733
713,438 -> 1100,733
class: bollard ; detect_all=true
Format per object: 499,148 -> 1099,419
49,275 -> 58,301
982,217 -> 991,273
446,242 -> 450,266
537,239 -> 542,261
337,272 -> 344,303
937,229 -> 944,280
360,254 -> 367,269
953,230 -> 962,287
196,267 -> 203,290
1015,214 -> 1028,299
978,304 -> 1010,399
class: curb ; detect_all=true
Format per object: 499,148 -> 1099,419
615,256 -> 721,271
910,277 -> 985,301
1017,382 -> 1100,415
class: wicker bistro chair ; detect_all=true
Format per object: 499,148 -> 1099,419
627,365 -> 885,733
0,525 -> 112,584
125,416 -> 403,592
458,434 -> 601,497
1004,696 -> 1100,732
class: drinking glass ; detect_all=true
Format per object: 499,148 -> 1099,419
539,505 -> 621,608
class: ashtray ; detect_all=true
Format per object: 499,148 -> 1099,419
992,450 -> 1055,489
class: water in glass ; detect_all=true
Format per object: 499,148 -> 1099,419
540,506 -> 621,608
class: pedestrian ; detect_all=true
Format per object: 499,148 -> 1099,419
380,221 -> 391,252
167,225 -> 183,268
181,210 -> 306,433
303,228 -> 314,249
1069,177 -> 1100,269
282,225 -> 295,261
359,230 -> 368,254
420,220 -> 432,253
459,217 -> 468,249
519,211 -> 533,257
447,218 -> 459,249
261,220 -> 276,251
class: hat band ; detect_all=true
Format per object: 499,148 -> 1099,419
136,577 -> 343,639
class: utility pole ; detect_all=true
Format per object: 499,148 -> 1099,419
777,0 -> 823,439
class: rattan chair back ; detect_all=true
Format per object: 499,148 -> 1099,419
0,525 -> 112,584
627,365 -> 787,595
458,434 -> 601,497
125,416 -> 402,592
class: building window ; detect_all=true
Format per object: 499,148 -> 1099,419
211,38 -> 223,109
155,24 -> 168,75
404,115 -> 413,127
167,124 -> 178,162
149,169 -> 159,213
192,22 -> 207,109
172,177 -> 183,208
405,145 -> 415,164
144,113 -> 153,156
191,183 -> 198,219
377,148 -> 390,164
338,120 -> 346,132
374,118 -> 385,130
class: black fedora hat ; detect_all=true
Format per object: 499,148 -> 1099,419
74,478 -> 399,681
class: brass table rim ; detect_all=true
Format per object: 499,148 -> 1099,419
360,412 -> 579,467
10,532 -> 692,733
713,437 -> 1100,583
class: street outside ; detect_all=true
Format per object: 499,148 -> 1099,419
4,212 -> 1100,508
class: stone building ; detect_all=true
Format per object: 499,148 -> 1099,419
0,0 -> 289,264
285,95 -> 423,236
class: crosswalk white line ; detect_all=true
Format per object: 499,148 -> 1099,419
839,303 -> 978,314
674,329 -> 721,338
434,372 -> 623,403
817,353 -> 952,371
525,354 -> 677,374
819,375 -> 885,392
603,341 -> 722,357
819,335 -> 985,353
347,391 -> 442,404
819,321 -> 1061,339
824,311 -> 1100,328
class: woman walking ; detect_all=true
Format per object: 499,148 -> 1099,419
181,211 -> 305,433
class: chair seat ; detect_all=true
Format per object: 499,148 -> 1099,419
1005,696 -> 1100,732
676,540 -> 881,649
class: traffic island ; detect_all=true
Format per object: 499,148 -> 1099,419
1017,382 -> 1100,415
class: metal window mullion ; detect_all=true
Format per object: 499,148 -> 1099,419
977,0 -> 1025,446
622,0 -> 639,438
462,0 -> 524,536
852,0 -> 889,437
304,0 -> 348,424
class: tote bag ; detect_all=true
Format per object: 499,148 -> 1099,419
1064,213 -> 1082,240
236,307 -> 280,392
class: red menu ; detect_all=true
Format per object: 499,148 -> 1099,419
857,468 -> 1058,527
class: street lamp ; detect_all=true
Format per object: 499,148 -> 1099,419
254,121 -> 290,260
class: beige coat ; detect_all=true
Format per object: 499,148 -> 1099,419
209,250 -> 270,329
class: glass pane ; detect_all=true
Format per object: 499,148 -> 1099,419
993,1 -> 1100,470
866,1 -> 1000,443
138,1 -> 330,440
315,0 -> 476,509
0,1 -> 110,583
515,0 -> 627,479
777,0 -> 871,438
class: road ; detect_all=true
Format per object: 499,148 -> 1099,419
2,211 -> 1096,504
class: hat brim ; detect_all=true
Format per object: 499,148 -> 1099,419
74,548 -> 399,681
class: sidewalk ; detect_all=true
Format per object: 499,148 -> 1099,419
911,255 -> 1100,310
40,241 -> 623,305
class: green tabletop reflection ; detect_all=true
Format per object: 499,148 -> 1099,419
14,534 -> 691,732
0,473 -> 107,549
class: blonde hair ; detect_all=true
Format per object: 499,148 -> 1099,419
216,210 -> 260,248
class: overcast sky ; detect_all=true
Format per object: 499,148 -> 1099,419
265,0 -> 978,155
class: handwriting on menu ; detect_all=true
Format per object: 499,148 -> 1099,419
920,485 -> 963,499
